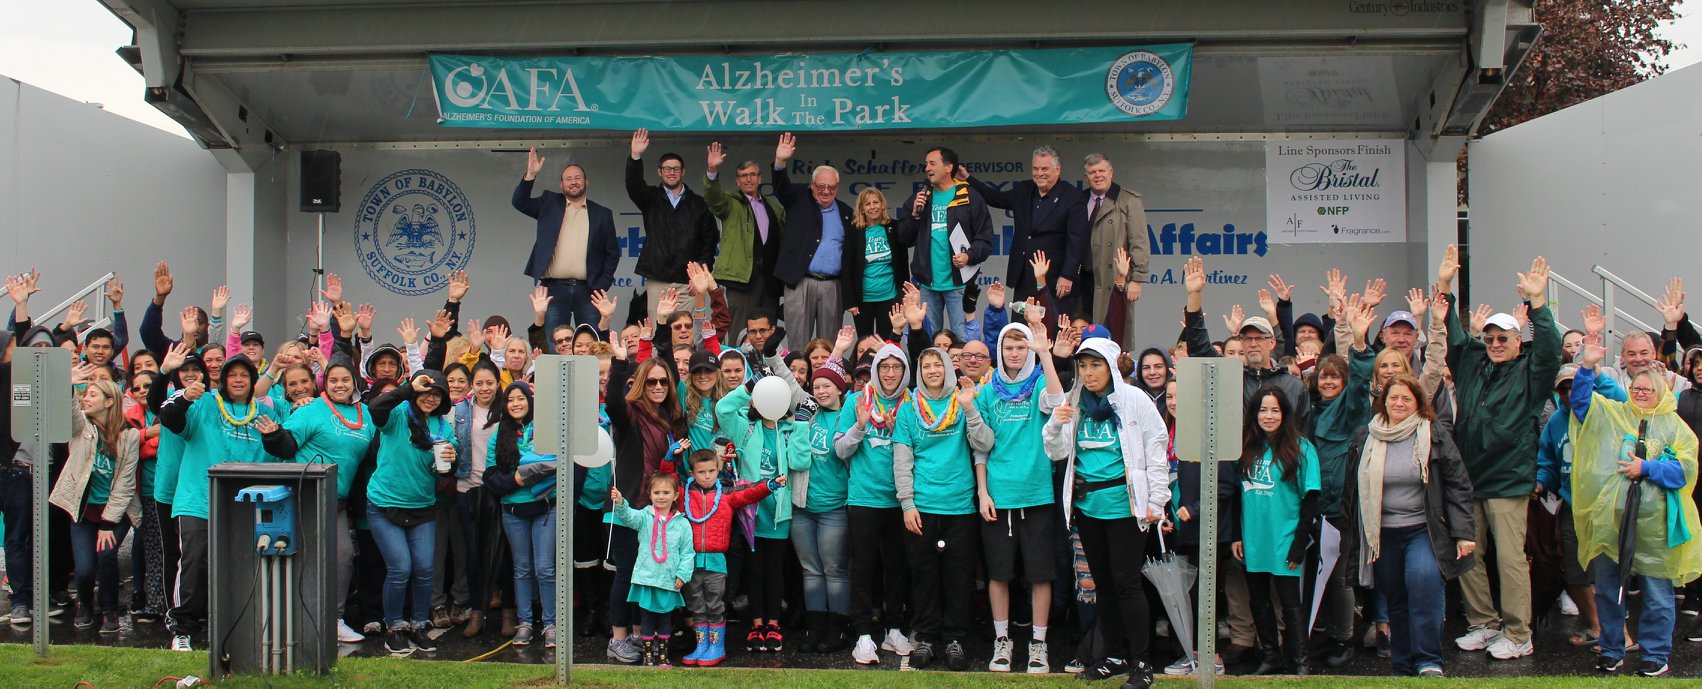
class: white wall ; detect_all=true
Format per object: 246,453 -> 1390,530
1469,64 -> 1702,327
0,75 -> 227,330
270,136 -> 1423,351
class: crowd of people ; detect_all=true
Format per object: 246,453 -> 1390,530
0,132 -> 1699,687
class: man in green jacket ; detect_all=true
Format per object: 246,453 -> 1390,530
704,140 -> 786,333
1440,246 -> 1561,661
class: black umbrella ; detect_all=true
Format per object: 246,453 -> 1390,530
1616,420 -> 1650,604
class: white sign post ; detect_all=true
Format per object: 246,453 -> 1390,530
1265,139 -> 1406,244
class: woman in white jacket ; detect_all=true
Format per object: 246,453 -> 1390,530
1043,335 -> 1170,688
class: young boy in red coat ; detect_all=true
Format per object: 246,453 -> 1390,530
680,449 -> 783,666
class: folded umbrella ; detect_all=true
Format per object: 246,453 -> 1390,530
1142,526 -> 1198,667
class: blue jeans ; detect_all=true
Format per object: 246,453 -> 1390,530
791,506 -> 850,614
0,467 -> 33,610
1373,524 -> 1446,676
501,508 -> 557,627
366,504 -> 436,629
69,517 -> 130,614
539,279 -> 601,343
919,286 -> 966,341
1594,555 -> 1676,664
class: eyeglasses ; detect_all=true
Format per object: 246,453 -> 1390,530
553,337 -> 572,345
1242,334 -> 1271,343
1482,335 -> 1514,344
735,171 -> 761,179
670,322 -> 693,331
644,377 -> 671,388
959,353 -> 988,361
659,166 -> 683,173
1631,386 -> 1658,395
748,327 -> 774,336
813,183 -> 839,192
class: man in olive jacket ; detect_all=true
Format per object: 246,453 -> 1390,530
1441,248 -> 1560,661
702,140 -> 785,332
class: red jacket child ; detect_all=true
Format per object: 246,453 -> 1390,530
684,478 -> 777,555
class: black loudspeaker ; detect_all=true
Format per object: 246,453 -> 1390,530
299,150 -> 341,213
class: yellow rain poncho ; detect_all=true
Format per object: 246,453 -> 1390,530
1570,373 -> 1702,585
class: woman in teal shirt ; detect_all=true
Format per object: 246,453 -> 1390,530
256,355 -> 375,644
788,359 -> 854,652
366,371 -> 455,656
716,373 -> 806,652
481,381 -> 559,649
1232,385 -> 1322,676
844,188 -> 909,340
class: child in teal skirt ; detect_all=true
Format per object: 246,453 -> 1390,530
612,471 -> 696,668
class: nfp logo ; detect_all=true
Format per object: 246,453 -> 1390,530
1105,50 -> 1175,117
354,169 -> 476,296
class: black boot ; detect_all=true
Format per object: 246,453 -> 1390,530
817,613 -> 853,652
797,612 -> 824,653
1253,645 -> 1287,675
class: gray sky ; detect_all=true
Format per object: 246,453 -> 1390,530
3,1 -> 1700,139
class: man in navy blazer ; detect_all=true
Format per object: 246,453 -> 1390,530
513,147 -> 622,338
965,145 -> 1089,314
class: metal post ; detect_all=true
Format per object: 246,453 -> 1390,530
1196,361 -> 1218,689
285,556 -> 294,674
30,364 -> 49,658
557,457 -> 573,685
273,558 -> 284,675
1602,280 -> 1618,346
314,213 -> 326,303
258,557 -> 271,674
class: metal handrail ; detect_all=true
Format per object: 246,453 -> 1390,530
1547,268 -> 1679,346
32,272 -> 116,331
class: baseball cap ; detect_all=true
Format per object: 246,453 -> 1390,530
240,331 -> 265,346
1080,324 -> 1113,341
1382,311 -> 1419,330
1239,316 -> 1274,337
688,349 -> 719,373
1483,313 -> 1519,333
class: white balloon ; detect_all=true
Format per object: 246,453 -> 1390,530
573,427 -> 615,468
751,376 -> 792,421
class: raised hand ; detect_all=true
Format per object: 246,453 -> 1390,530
955,376 -> 978,407
1517,256 -> 1550,303
1469,304 -> 1492,338
888,302 -> 906,334
320,273 -> 343,304
1658,277 -> 1685,328
333,302 -> 356,335
1221,304 -> 1245,335
4,273 -> 31,304
488,323 -> 511,352
1114,247 -> 1132,281
591,290 -> 617,323
1361,278 -> 1387,308
529,286 -> 552,322
524,147 -> 546,180
901,282 -> 926,329
1256,289 -> 1277,322
1437,244 -> 1459,290
1321,267 -> 1348,308
210,285 -> 230,315
833,326 -> 856,357
447,270 -> 469,302
231,304 -> 253,331
161,340 -> 192,373
355,304 -> 376,337
72,361 -> 98,385
64,301 -> 89,329
1430,290 -> 1449,325
855,396 -> 872,425
637,317 -> 655,342
655,287 -> 681,318
103,277 -> 124,309
706,141 -> 727,173
397,317 -> 419,346
1183,256 -> 1206,294
1267,274 -> 1294,302
986,281 -> 1007,310
1347,294 -> 1376,341
1029,318 -> 1053,353
1024,298 -> 1046,328
687,261 -> 714,296
428,310 -> 453,340
154,261 -> 173,298
1030,250 -> 1051,285
309,301 -> 332,335
179,306 -> 200,340
1580,331 -> 1607,367
254,416 -> 281,435
1513,303 -> 1530,332
1406,287 -> 1428,320
774,133 -> 796,166
410,374 -> 433,394
630,129 -> 650,160
1054,319 -> 1081,357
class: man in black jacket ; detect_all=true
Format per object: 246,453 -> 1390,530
626,129 -> 719,318
966,145 -> 1089,314
514,148 -> 622,338
771,133 -> 856,349
893,147 -> 995,340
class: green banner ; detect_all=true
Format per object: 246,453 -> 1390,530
428,45 -> 1191,131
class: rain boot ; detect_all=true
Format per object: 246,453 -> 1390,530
698,624 -> 727,666
798,612 -> 824,653
640,635 -> 657,667
1253,645 -> 1286,675
461,609 -> 484,638
818,613 -> 852,652
683,624 -> 709,666
501,608 -> 519,638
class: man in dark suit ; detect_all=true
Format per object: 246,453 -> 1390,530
966,145 -> 1089,314
770,133 -> 856,350
513,147 -> 622,337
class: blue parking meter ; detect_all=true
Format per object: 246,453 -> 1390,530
236,485 -> 297,556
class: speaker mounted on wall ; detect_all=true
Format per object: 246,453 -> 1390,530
299,150 -> 342,213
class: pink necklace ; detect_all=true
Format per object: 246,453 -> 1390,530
647,507 -> 676,564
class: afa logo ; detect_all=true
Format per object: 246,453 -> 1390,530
354,169 -> 476,296
1105,50 -> 1175,117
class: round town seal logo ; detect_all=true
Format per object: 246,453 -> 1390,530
1105,51 -> 1175,117
354,169 -> 476,296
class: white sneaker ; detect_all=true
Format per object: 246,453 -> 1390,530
880,628 -> 914,655
171,635 -> 193,652
1455,625 -> 1502,651
989,636 -> 1014,672
1164,657 -> 1197,675
1486,636 -> 1534,660
852,635 -> 880,665
336,620 -> 365,643
1026,640 -> 1050,674
1559,591 -> 1579,616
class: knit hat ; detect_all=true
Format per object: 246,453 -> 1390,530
812,360 -> 850,393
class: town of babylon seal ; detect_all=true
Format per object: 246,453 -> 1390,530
354,169 -> 476,296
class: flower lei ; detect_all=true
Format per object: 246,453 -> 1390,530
991,367 -> 1041,403
324,396 -> 365,430
913,388 -> 960,432
216,393 -> 258,427
648,509 -> 677,564
684,483 -> 723,524
861,382 -> 906,430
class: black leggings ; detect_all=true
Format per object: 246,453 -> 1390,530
1244,570 -> 1305,660
1076,515 -> 1151,662
640,608 -> 674,638
745,537 -> 786,623
848,506 -> 909,636
851,299 -> 899,341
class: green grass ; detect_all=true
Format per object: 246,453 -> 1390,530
0,644 -> 1663,688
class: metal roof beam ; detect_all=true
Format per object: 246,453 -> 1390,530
99,0 -> 182,89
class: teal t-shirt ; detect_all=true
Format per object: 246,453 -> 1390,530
929,189 -> 955,290
892,393 -> 976,515
153,425 -> 185,504
1239,440 -> 1322,577
171,394 -> 279,520
368,402 -> 449,510
281,398 -> 376,501
802,406 -> 850,512
974,375 -> 1055,509
1074,413 -> 1131,520
681,381 -> 720,458
840,390 -> 900,509
751,424 -> 788,539
487,424 -> 547,505
863,225 -> 898,302
579,404 -> 612,511
86,450 -> 115,506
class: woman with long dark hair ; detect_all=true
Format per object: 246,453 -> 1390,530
1231,385 -> 1321,675
482,381 -> 561,649
365,371 -> 456,656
